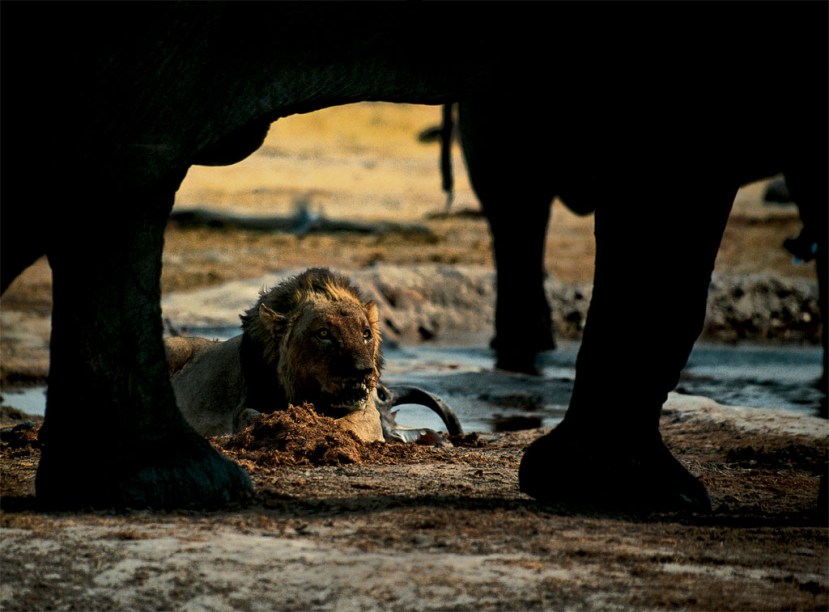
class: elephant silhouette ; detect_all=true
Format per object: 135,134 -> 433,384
1,3 -> 825,510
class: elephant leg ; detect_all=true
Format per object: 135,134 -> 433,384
485,200 -> 555,375
36,187 -> 252,510
520,177 -> 737,512
783,166 -> 828,410
458,101 -> 556,374
0,209 -> 45,294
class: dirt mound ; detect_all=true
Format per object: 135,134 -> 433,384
217,403 -> 371,466
213,403 -> 487,468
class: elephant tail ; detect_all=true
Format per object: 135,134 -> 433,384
416,104 -> 455,211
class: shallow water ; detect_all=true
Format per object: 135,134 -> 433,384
4,331 -> 823,434
382,339 -> 825,433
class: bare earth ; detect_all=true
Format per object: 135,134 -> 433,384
1,103 -> 826,610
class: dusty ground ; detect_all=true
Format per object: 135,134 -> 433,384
1,103 -> 826,610
1,396 -> 827,610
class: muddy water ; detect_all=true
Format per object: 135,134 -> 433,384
383,339 -> 825,433
4,332 -> 822,434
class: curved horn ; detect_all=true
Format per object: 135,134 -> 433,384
384,385 -> 463,436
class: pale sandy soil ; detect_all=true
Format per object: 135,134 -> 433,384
0,103 -> 825,610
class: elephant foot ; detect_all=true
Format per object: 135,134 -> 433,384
36,429 -> 253,511
518,422 -> 712,513
495,350 -> 541,376
490,327 -> 556,375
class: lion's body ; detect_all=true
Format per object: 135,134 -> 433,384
166,335 -> 248,436
165,268 -> 385,442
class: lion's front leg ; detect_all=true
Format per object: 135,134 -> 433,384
520,176 -> 738,512
37,188 -> 252,510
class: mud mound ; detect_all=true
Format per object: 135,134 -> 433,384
216,403 -> 368,466
213,404 -> 489,469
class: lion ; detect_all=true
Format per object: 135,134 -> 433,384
165,268 -> 385,442
165,268 -> 464,444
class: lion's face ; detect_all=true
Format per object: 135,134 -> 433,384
265,296 -> 382,417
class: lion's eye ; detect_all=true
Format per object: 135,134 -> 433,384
362,328 -> 372,341
315,328 -> 331,341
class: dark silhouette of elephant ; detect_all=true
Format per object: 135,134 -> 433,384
458,104 -> 828,378
1,3 -> 825,511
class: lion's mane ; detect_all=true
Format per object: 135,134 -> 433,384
238,267 -> 383,412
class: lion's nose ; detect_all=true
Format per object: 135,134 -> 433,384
352,361 -> 376,380
332,354 -> 375,380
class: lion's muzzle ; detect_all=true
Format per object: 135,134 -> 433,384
317,373 -> 378,418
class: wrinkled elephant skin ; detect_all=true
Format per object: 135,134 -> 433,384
1,4 -> 825,510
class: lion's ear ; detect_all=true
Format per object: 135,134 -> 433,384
364,301 -> 380,328
259,303 -> 286,334
364,301 -> 382,347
